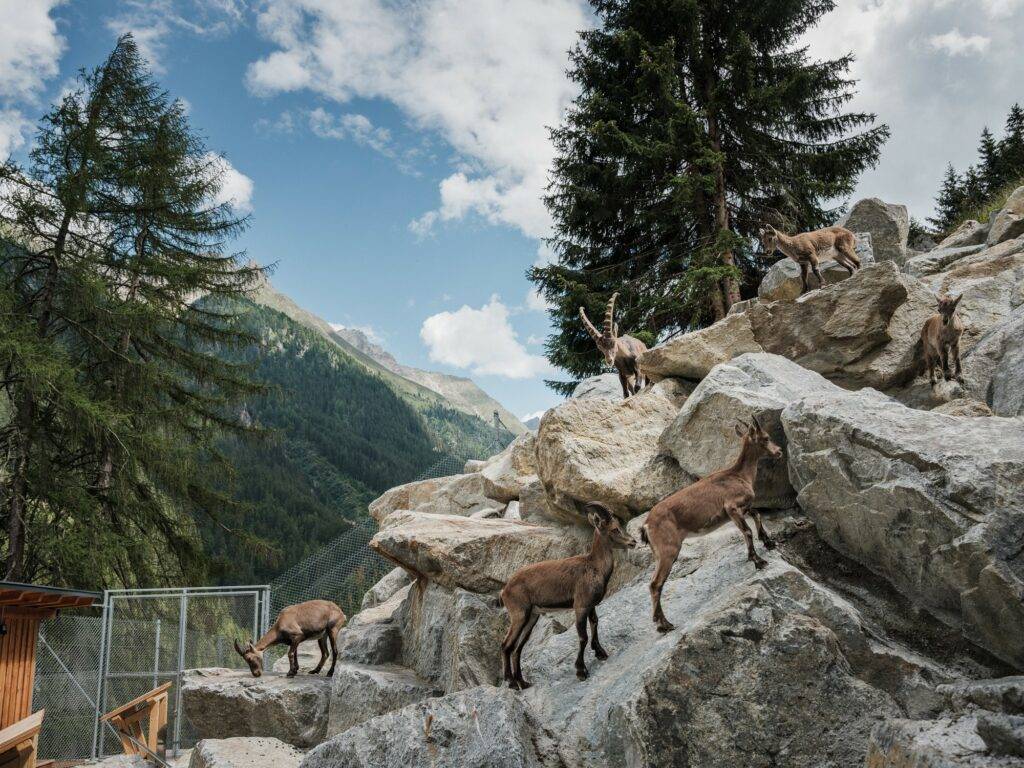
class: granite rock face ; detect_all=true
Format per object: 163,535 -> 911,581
988,186 -> 1024,246
838,197 -> 910,265
368,473 -> 502,523
783,388 -> 1024,668
639,311 -> 763,382
188,737 -> 304,768
326,663 -> 439,736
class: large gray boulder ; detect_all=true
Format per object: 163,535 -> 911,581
516,521 -> 955,768
920,236 -> 1024,351
327,663 -> 440,736
181,668 -> 331,748
570,373 -> 623,400
746,261 -> 936,390
479,433 -> 538,503
370,511 -> 591,593
333,586 -> 408,667
962,308 -> 1024,414
395,581 -> 508,693
758,232 -> 874,302
368,473 -> 502,523
866,715 -> 1019,767
640,311 -> 763,382
189,737 -> 304,768
988,186 -> 1024,246
783,388 -> 1024,668
534,379 -> 693,520
838,197 -> 910,265
301,686 -> 560,768
360,567 -> 412,611
659,354 -> 840,508
906,243 -> 988,278
938,219 -> 991,250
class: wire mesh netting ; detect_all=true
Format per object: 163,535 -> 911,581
34,612 -> 104,760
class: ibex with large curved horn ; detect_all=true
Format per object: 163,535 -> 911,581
579,292 -> 648,398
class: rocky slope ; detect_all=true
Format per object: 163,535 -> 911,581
181,192 -> 1024,767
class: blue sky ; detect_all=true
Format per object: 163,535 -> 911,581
3,0 -> 1023,420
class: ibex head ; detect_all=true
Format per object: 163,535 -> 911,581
735,415 -> 783,460
579,293 -> 620,366
585,502 -> 636,549
936,294 -> 962,326
233,638 -> 264,677
759,225 -> 780,255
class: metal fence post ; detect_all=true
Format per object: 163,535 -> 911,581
172,588 -> 189,757
92,591 -> 112,758
153,618 -> 161,690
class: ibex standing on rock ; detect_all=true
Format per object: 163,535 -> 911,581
760,224 -> 861,294
641,418 -> 782,633
921,294 -> 964,386
233,599 -> 346,678
500,502 -> 636,689
580,293 -> 647,398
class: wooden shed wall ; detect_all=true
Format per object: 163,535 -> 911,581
0,610 -> 41,729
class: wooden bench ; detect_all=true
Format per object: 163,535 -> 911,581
0,710 -> 44,768
99,682 -> 171,761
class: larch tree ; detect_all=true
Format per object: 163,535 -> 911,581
532,0 -> 888,393
0,35 -> 264,587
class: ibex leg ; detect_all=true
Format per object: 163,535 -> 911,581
327,624 -> 340,677
649,535 -> 681,633
728,505 -> 767,569
310,634 -> 328,674
574,606 -> 590,680
511,608 -> 540,689
287,640 -> 300,677
502,605 -> 529,688
750,510 -> 775,550
799,262 -> 811,294
588,607 -> 608,660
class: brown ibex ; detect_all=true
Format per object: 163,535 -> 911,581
500,502 -> 636,689
921,294 -> 964,386
580,292 -> 648,398
760,224 -> 861,294
233,599 -> 346,678
641,418 -> 782,632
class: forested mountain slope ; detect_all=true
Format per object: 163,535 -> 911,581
202,299 -> 512,584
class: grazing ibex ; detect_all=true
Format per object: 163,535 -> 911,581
760,224 -> 861,294
921,294 -> 964,386
233,599 -> 346,678
500,502 -> 636,689
580,293 -> 647,398
641,418 -> 782,632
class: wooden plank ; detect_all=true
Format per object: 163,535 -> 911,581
0,616 -> 39,729
0,709 -> 43,753
99,682 -> 173,721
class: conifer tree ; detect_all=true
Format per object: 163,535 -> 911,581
532,0 -> 888,392
927,164 -> 966,232
978,127 -> 1001,197
999,103 -> 1024,186
0,36 -> 263,586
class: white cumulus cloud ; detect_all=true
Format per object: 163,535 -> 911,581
0,0 -> 65,159
205,153 -> 255,215
247,0 -> 591,240
928,29 -> 990,56
420,295 -> 551,379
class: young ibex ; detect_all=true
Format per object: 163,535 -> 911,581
921,294 -> 964,386
233,599 -> 346,678
500,502 -> 636,689
760,224 -> 861,294
641,418 -> 782,632
580,293 -> 648,398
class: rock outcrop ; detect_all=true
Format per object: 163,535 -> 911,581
659,353 -> 839,508
189,737 -> 304,768
534,380 -> 693,519
639,311 -> 763,382
368,473 -> 502,523
571,373 -> 623,400
988,186 -> 1024,246
326,663 -> 439,736
839,197 -> 910,265
478,433 -> 538,503
182,668 -> 331,748
938,219 -> 990,250
906,243 -> 988,278
783,388 -> 1024,668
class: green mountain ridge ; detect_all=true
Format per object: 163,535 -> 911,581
202,297 -> 512,585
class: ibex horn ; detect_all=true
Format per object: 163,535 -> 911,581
233,638 -> 245,656
603,293 -> 618,338
750,414 -> 764,432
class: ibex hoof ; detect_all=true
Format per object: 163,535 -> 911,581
763,538 -> 776,551
576,668 -> 589,681
594,648 -> 609,661
656,621 -> 675,633
753,557 -> 768,570
286,671 -> 297,678
517,680 -> 532,690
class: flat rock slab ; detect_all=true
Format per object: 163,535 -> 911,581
370,511 -> 592,593
302,686 -> 559,768
369,473 -> 502,523
189,737 -> 304,768
783,388 -> 1024,669
867,715 -> 1024,767
182,668 -> 331,748
640,311 -> 763,382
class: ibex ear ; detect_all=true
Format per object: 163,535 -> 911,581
735,422 -> 748,437
951,294 -> 962,310
587,511 -> 603,529
247,641 -> 256,653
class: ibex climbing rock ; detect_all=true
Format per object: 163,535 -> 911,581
641,418 -> 782,633
580,293 -> 648,398
921,294 -> 964,386
500,502 -> 636,689
760,224 -> 861,294
233,599 -> 346,678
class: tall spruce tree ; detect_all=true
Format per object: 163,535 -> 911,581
999,103 -> 1024,186
927,164 -> 966,232
978,127 -> 1000,197
0,36 -> 263,587
532,0 -> 888,393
